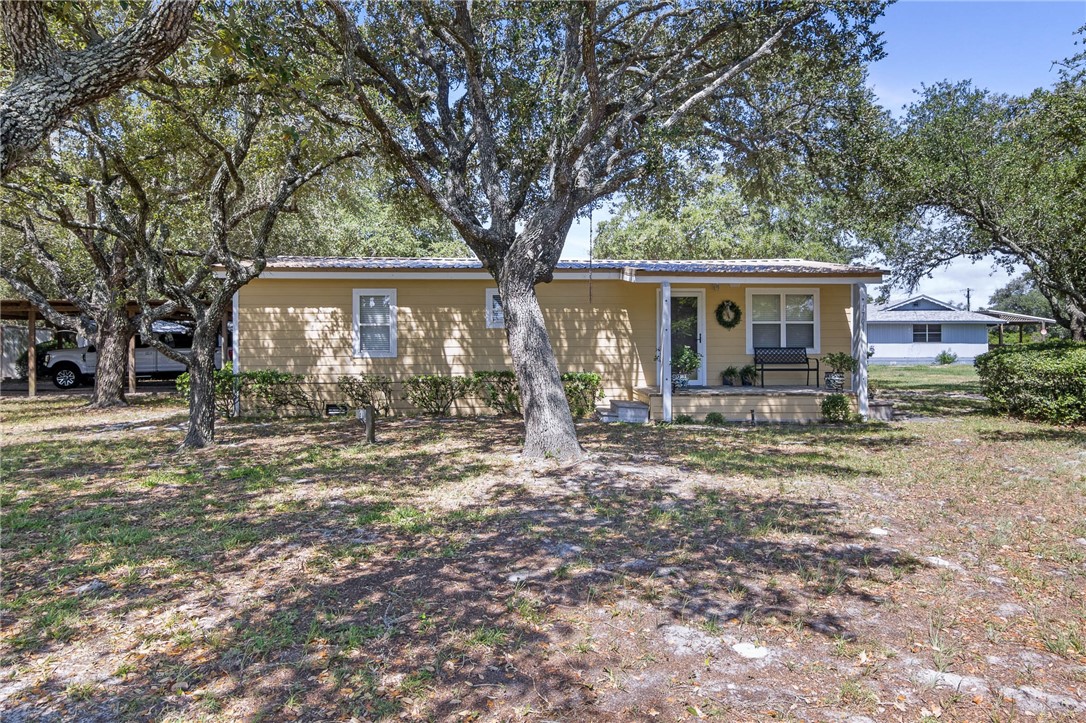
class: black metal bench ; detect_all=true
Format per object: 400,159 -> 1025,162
753,347 -> 819,387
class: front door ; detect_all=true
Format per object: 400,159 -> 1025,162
660,289 -> 707,386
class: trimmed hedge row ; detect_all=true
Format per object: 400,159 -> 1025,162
398,370 -> 604,418
974,340 -> 1086,425
176,364 -> 317,418
178,366 -> 604,419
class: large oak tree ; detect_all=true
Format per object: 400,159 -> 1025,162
866,78 -> 1086,339
0,0 -> 198,177
307,0 -> 885,460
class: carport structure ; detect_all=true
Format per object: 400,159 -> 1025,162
981,308 -> 1058,345
0,299 -> 225,398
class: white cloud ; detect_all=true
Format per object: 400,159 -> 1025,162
890,255 -> 1025,309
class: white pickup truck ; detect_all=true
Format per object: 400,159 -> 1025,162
43,332 -> 222,389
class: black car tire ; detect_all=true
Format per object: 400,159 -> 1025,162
52,364 -> 82,389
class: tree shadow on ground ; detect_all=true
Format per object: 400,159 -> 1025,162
3,417 -> 924,720
880,390 -> 991,418
977,427 -> 1086,445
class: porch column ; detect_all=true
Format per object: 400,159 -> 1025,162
661,281 -> 672,423
851,283 -> 869,419
27,307 -> 36,398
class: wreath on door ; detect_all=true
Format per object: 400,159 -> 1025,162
715,299 -> 742,329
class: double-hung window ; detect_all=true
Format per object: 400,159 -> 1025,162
746,289 -> 819,353
353,289 -> 397,358
912,324 -> 942,343
485,288 -> 505,328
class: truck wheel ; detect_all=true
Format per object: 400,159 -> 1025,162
52,364 -> 82,389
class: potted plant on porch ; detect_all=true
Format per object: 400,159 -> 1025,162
720,365 -> 740,386
823,352 -> 857,391
739,363 -> 758,386
671,346 -> 702,391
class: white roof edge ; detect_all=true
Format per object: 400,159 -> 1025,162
883,294 -> 956,312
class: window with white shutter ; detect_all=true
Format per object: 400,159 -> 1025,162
353,289 -> 397,358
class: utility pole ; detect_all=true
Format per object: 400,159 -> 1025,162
965,288 -> 972,311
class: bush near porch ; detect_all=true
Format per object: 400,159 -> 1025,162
975,340 -> 1086,424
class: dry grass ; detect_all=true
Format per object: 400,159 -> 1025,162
2,384 -> 1084,721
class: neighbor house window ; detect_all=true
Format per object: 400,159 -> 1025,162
913,324 -> 942,343
485,288 -> 505,329
746,289 -> 819,354
353,289 -> 397,358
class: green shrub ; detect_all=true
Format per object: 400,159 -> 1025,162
176,362 -> 237,419
242,369 -> 317,416
974,340 -> 1086,424
673,414 -> 695,425
338,374 -> 394,416
473,370 -> 522,416
739,363 -> 758,385
403,375 -> 476,416
821,393 -> 852,423
934,349 -> 959,365
177,364 -> 317,418
561,372 -> 604,418
704,411 -> 725,425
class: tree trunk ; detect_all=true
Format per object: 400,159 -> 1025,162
498,273 -> 583,461
0,0 -> 198,177
1071,315 -> 1086,342
182,330 -> 218,449
88,318 -> 130,408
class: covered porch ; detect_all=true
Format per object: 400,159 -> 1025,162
650,278 -> 872,423
633,384 -> 857,423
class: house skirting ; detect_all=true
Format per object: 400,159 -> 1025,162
633,385 -> 856,423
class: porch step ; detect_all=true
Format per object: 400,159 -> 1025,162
603,400 -> 650,424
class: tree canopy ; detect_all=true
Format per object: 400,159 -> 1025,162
595,175 -> 861,263
864,74 -> 1086,339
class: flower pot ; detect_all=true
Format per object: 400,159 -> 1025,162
825,371 -> 845,391
671,373 -> 689,392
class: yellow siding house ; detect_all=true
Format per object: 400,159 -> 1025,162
231,257 -> 886,422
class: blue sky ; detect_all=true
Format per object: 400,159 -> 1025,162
561,0 -> 1086,308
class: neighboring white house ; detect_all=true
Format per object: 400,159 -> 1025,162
868,295 -> 1002,364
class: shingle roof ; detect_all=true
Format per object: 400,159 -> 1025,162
263,256 -> 885,276
868,306 -> 1002,324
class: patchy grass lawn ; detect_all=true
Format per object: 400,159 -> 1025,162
2,386 -> 1084,721
870,364 -> 988,417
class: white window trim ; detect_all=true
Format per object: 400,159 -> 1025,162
485,287 -> 505,329
912,324 -> 943,343
352,288 -> 397,358
745,287 -> 820,355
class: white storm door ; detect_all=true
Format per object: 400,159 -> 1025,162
657,288 -> 707,386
